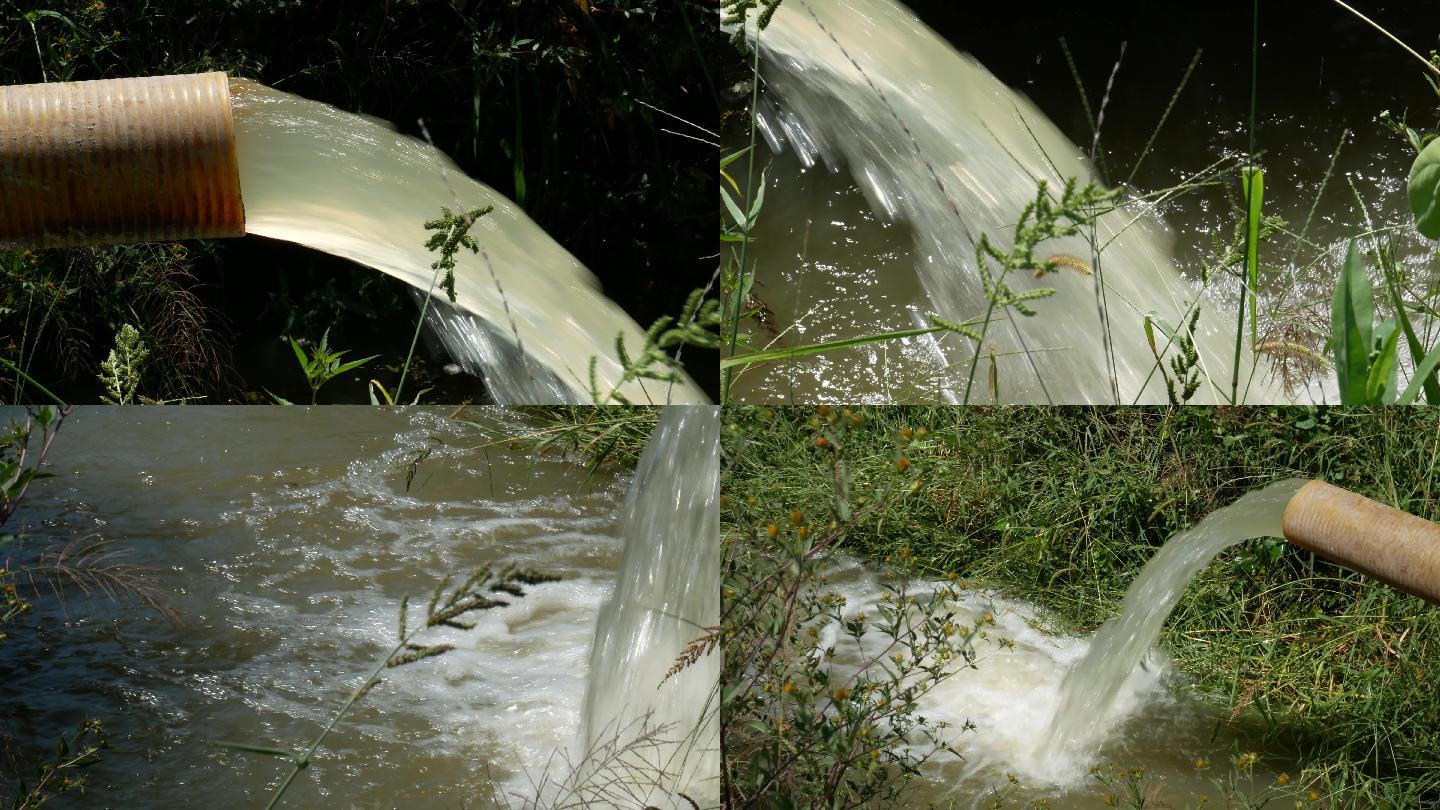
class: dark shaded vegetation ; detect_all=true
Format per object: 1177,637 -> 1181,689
0,0 -> 720,402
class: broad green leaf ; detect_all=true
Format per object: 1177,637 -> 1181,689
289,337 -> 309,370
720,147 -> 753,170
331,355 -> 380,378
1144,313 -> 1178,343
1365,318 -> 1401,405
1398,339 -> 1440,405
29,9 -> 78,29
721,187 -> 749,231
1331,241 -> 1374,405
1409,137 -> 1440,239
748,170 -> 767,221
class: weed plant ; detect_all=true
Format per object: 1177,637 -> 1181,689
723,406 -> 975,808
1,408 -> 166,808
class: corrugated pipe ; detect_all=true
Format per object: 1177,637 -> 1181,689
1283,479 -> 1440,605
0,72 -> 244,248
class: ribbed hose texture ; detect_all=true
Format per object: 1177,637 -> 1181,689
0,71 -> 244,248
1283,480 -> 1440,605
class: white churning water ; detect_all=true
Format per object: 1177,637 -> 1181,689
817,482 -> 1303,802
735,0 -> 1284,404
581,406 -> 721,808
4,407 -> 719,808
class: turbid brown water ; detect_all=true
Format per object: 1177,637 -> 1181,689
2,407 -> 637,808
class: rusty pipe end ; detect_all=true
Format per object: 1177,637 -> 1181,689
1283,479 -> 1440,605
0,72 -> 245,249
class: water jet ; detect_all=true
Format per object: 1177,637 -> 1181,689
1041,478 -> 1440,781
0,73 -> 706,404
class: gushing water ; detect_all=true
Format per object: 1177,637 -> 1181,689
412,290 -> 580,404
815,482 -> 1307,801
814,562 -> 1249,804
1038,479 -> 1307,779
3,407 -> 646,807
580,406 -> 720,807
229,80 -> 705,405
737,0 -> 1280,404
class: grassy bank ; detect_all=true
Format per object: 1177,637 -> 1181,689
722,405 -> 1440,807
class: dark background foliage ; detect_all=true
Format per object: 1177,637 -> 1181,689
0,0 -> 720,403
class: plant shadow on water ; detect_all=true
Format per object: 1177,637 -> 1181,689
0,406 -> 668,808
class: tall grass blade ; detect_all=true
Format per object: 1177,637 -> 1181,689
720,326 -> 950,370
1332,241 -> 1375,404
1241,166 -> 1265,347
1365,318 -> 1401,404
1397,341 -> 1440,405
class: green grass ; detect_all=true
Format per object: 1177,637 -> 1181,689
722,405 -> 1440,807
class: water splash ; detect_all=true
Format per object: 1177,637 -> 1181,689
1038,479 -> 1307,780
739,0 -> 1280,403
230,80 -> 705,405
580,406 -> 720,807
812,563 -> 1225,804
411,290 -> 581,404
4,406 -> 634,807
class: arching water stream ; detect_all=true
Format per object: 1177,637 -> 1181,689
817,481 -> 1308,804
1039,478 -> 1308,781
231,81 -> 706,406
